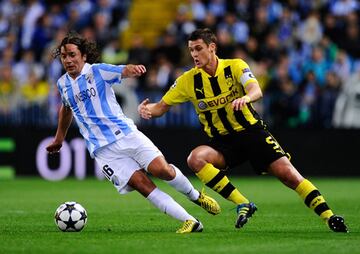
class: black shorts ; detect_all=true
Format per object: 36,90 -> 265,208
208,126 -> 290,174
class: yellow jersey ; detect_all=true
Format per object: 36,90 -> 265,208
162,58 -> 261,137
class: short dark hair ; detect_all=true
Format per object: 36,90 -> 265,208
188,28 -> 217,45
53,31 -> 100,64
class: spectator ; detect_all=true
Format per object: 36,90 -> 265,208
251,6 -> 271,43
13,50 -> 44,87
19,68 -> 49,125
208,0 -> 227,21
317,71 -> 341,128
333,68 -> 360,128
302,46 -> 330,86
93,11 -> 115,51
101,37 -> 128,65
276,6 -> 299,50
233,0 -> 251,22
339,23 -> 360,60
216,28 -> 236,59
20,0 -> 44,50
258,30 -> 284,67
331,49 -> 351,83
128,34 -> 151,66
298,71 -> 320,127
323,13 -> 343,46
202,12 -> 217,32
269,76 -> 300,128
189,0 -> 207,26
152,32 -> 182,66
218,12 -> 249,45
167,4 -> 196,44
296,11 -> 323,46
330,0 -> 358,17
32,13 -> 55,60
0,64 -> 19,124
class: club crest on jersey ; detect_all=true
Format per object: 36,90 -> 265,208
85,73 -> 93,84
226,77 -> 233,87
198,101 -> 207,110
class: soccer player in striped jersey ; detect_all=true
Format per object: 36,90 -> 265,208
138,28 -> 348,232
46,32 -> 221,233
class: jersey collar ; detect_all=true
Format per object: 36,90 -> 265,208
66,63 -> 91,81
80,63 -> 91,75
197,57 -> 224,77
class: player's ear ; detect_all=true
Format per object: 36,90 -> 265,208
209,43 -> 216,53
83,54 -> 87,62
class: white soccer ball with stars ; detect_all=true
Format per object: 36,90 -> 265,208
54,201 -> 87,232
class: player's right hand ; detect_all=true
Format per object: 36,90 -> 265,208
138,98 -> 152,119
46,141 -> 63,154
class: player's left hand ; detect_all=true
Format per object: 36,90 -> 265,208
122,64 -> 146,78
232,95 -> 250,111
46,140 -> 63,154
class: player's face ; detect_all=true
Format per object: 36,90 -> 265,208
188,39 -> 216,68
60,44 -> 86,79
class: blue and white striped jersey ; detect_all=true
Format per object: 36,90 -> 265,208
56,63 -> 137,157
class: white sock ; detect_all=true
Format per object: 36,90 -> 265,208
147,188 -> 196,222
166,164 -> 200,201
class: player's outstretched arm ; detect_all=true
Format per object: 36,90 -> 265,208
121,64 -> 146,78
138,99 -> 171,119
46,105 -> 73,154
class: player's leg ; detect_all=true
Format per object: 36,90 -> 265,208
132,130 -> 220,215
268,157 -> 348,232
147,155 -> 220,215
94,140 -> 202,233
127,169 -> 203,233
132,130 -> 200,201
188,145 -> 249,205
188,145 -> 257,229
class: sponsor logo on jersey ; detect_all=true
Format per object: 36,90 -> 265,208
196,87 -> 240,111
74,87 -> 97,103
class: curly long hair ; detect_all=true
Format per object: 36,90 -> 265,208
52,31 -> 100,64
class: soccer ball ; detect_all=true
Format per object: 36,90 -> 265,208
54,201 -> 87,232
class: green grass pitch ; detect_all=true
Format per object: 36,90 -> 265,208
0,177 -> 359,254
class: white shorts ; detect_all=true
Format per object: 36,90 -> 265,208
94,129 -> 163,194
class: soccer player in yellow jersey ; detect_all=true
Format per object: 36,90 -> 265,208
138,28 -> 348,232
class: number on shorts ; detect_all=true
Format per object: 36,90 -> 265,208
265,136 -> 284,154
102,164 -> 114,180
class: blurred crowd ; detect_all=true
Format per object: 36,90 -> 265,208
1,0 -> 360,129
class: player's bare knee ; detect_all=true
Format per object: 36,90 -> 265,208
152,164 -> 175,181
187,153 -> 204,173
164,164 -> 176,180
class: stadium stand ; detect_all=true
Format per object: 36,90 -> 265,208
0,0 -> 359,129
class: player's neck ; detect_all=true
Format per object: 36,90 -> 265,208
202,56 -> 218,76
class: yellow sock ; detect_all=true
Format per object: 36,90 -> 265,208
295,179 -> 334,221
196,163 -> 249,205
